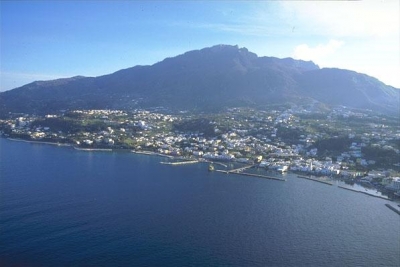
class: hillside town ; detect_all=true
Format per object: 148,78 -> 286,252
1,104 -> 399,197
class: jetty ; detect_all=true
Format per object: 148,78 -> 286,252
338,186 -> 388,200
215,169 -> 286,181
385,204 -> 400,215
297,175 -> 333,186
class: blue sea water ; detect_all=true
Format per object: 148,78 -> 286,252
0,138 -> 399,266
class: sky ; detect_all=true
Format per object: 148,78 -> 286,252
1,1 -> 399,92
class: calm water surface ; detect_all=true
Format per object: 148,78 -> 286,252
0,138 -> 399,266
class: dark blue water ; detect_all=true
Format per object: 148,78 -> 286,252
1,138 -> 399,266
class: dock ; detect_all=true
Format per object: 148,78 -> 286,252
297,175 -> 333,186
215,169 -> 286,181
338,186 -> 388,200
385,204 -> 400,215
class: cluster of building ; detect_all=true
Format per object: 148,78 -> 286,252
1,105 -> 399,195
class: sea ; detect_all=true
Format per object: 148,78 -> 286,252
0,138 -> 399,266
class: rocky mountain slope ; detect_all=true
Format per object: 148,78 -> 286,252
1,45 -> 398,116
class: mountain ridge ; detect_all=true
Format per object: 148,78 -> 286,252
1,44 -> 398,116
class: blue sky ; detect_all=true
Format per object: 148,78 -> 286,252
1,1 -> 399,91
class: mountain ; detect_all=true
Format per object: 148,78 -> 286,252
1,44 -> 399,117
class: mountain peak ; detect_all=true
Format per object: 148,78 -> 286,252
200,44 -> 255,56
210,44 -> 239,49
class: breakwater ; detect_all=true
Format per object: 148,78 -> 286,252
160,160 -> 199,165
385,204 -> 400,215
215,170 -> 286,181
297,175 -> 333,186
338,186 -> 388,200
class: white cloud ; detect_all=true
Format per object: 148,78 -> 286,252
280,1 -> 399,38
282,1 -> 400,88
293,40 -> 344,62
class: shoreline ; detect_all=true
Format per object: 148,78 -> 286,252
7,137 -> 114,151
3,137 -> 398,204
5,137 -> 184,158
7,137 -> 72,147
74,147 -> 113,152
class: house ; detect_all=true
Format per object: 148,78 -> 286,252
386,177 -> 400,191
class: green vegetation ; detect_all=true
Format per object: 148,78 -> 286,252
173,118 -> 215,136
30,117 -> 107,133
362,146 -> 399,167
313,137 -> 356,156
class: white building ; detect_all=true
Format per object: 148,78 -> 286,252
387,177 -> 400,191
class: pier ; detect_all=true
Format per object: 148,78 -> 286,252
215,169 -> 286,181
297,175 -> 333,186
338,186 -> 388,200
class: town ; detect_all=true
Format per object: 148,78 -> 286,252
1,103 -> 399,198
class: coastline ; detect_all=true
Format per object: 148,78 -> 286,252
7,137 -> 72,147
7,137 -> 113,151
74,147 -> 113,152
3,137 -> 399,204
5,137 -> 180,157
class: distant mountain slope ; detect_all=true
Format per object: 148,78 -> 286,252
1,45 -> 398,116
298,68 -> 399,111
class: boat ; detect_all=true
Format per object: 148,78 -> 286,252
208,163 -> 215,172
276,165 -> 288,173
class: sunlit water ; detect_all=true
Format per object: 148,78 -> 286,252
1,138 -> 399,266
